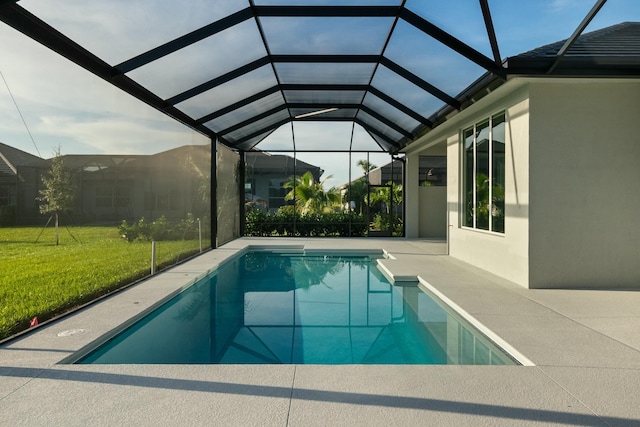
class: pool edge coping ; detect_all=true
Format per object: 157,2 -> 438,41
59,244 -> 532,366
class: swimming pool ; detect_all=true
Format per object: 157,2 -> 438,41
72,251 -> 517,365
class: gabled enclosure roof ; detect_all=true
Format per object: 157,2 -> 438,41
0,1 -> 635,154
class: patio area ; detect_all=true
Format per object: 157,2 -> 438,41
1,237 -> 639,426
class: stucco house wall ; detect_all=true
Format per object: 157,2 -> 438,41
418,186 -> 446,238
447,84 -> 531,288
528,80 -> 640,288
407,80 -> 531,287
407,78 -> 640,289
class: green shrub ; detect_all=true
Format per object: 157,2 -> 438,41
371,213 -> 403,236
244,210 -> 368,237
118,214 -> 200,242
177,213 -> 199,239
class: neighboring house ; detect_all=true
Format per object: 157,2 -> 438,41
245,152 -> 323,212
0,142 -> 48,225
0,143 -> 211,225
366,159 -> 403,187
63,144 -> 212,224
0,144 -> 323,225
340,157 -> 446,238
403,22 -> 640,289
367,156 -> 446,187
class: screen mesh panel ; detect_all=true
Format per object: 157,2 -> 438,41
224,110 -> 291,142
175,65 -> 278,119
216,142 -> 241,246
371,65 -> 443,117
126,20 -> 267,99
363,92 -> 420,132
260,16 -> 394,55
384,19 -> 486,97
404,0 -> 493,58
20,0 -> 249,65
10,0 -> 601,154
291,109 -> 358,119
283,90 -> 366,104
204,92 -> 286,132
275,63 -> 377,85
357,110 -> 404,142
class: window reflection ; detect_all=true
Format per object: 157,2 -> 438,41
462,112 -> 505,233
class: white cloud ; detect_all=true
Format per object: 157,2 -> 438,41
20,0 -> 249,64
35,114 -> 206,155
548,0 -> 585,12
0,24 -> 207,157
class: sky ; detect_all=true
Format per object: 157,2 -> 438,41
1,0 -> 639,187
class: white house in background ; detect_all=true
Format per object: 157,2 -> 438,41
403,22 -> 640,290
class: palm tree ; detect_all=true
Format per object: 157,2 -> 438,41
343,160 -> 377,214
283,171 -> 340,214
342,177 -> 367,214
369,181 -> 402,215
356,159 -> 376,174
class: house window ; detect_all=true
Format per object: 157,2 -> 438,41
144,188 -> 180,210
418,156 -> 447,186
268,178 -> 288,209
96,182 -> 132,208
462,112 -> 505,233
0,187 -> 9,206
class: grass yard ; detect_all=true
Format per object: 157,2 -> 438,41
0,226 -> 210,341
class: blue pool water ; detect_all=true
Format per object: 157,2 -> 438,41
76,251 -> 516,365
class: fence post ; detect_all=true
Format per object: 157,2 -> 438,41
198,218 -> 202,252
151,241 -> 157,275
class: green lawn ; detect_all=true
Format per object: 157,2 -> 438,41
0,226 -> 210,340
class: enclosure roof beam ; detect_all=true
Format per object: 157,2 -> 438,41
0,3 -> 216,140
399,8 -> 506,78
115,8 -> 254,73
379,57 -> 460,109
166,57 -> 272,105
479,0 -> 502,65
253,5 -> 401,17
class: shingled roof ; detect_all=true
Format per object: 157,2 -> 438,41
506,22 -> 640,75
0,142 -> 47,178
423,21 -> 640,131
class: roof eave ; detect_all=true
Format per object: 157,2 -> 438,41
505,56 -> 640,76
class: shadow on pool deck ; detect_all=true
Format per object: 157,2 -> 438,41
0,365 -> 635,426
1,238 -> 640,426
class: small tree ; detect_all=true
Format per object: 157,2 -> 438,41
38,148 -> 75,245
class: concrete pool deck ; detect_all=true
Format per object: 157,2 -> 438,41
1,237 -> 639,426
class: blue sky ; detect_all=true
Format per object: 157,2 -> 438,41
1,0 -> 639,186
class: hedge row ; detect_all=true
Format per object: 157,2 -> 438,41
118,213 -> 203,242
245,210 -> 368,237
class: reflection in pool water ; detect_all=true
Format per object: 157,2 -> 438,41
77,252 -> 515,365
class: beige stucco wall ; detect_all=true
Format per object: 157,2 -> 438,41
406,78 -> 640,289
406,80 -> 531,287
405,154 -> 420,237
418,186 -> 447,238
448,87 -> 531,287
406,143 -> 447,239
528,81 -> 640,288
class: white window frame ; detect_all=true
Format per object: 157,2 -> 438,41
460,111 -> 505,234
